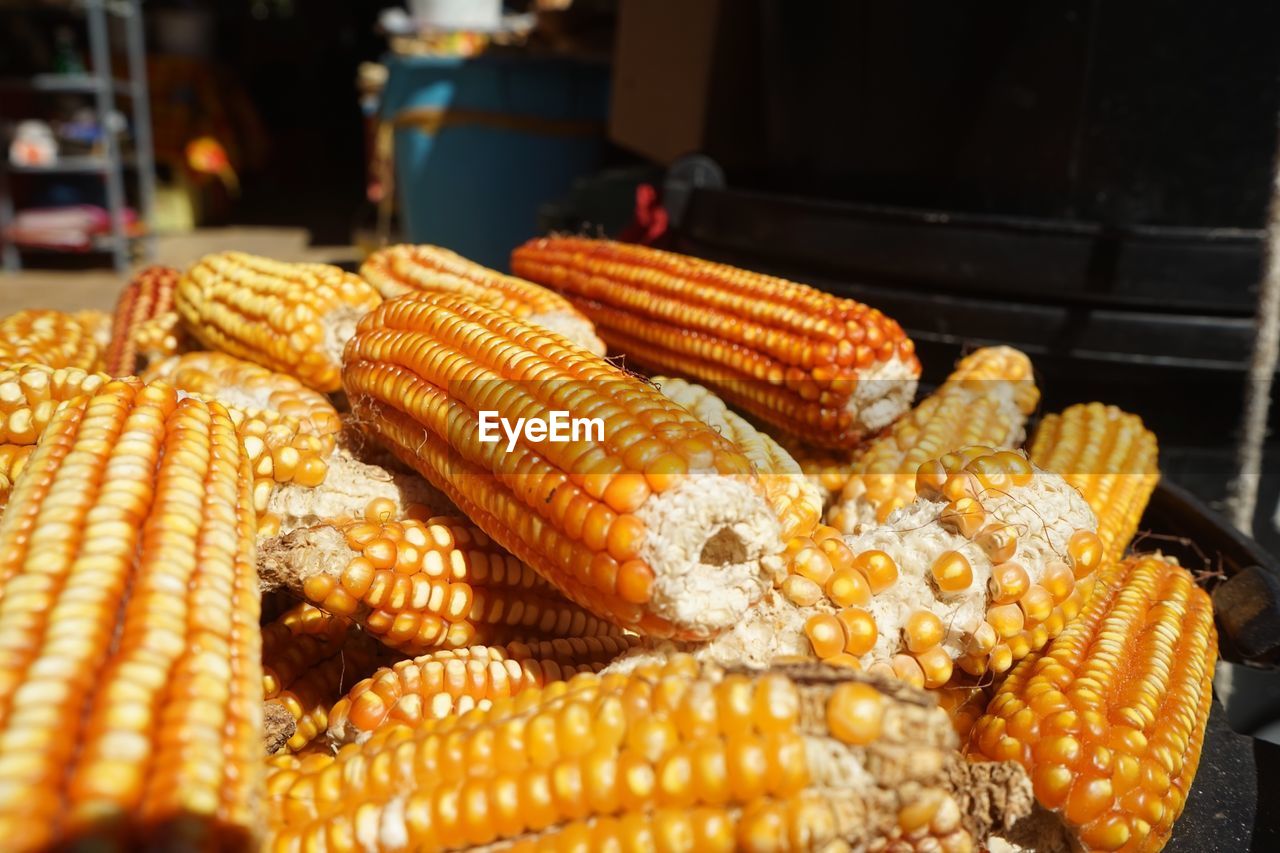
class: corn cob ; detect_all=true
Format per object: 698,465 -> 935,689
361,244 -> 606,355
262,603 -> 388,754
326,635 -> 638,744
655,375 -> 823,540
0,380 -> 263,849
264,657 -> 1033,851
1029,403 -> 1159,565
175,251 -> 383,391
104,265 -> 182,375
829,346 -> 1039,533
631,448 -> 1102,687
0,308 -> 105,371
0,444 -> 34,511
512,237 -> 921,449
968,555 -> 1216,853
142,351 -> 342,446
343,293 -> 781,640
259,497 -> 625,655
776,436 -> 856,509
134,311 -> 190,367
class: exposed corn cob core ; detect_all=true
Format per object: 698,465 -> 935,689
0,381 -> 264,849
261,602 -> 388,754
512,237 -> 921,449
104,265 -> 181,375
361,244 -> 607,355
1029,403 -> 1160,565
343,293 -> 781,640
175,251 -> 383,391
968,555 -> 1216,853
619,450 -> 1102,693
0,308 -> 106,371
326,635 -> 639,744
259,498 -> 626,655
264,657 -> 1033,851
655,375 -> 823,540
829,346 -> 1039,534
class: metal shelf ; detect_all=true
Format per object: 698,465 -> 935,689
6,154 -> 135,173
0,73 -> 132,96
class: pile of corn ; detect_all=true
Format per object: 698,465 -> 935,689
0,242 -> 1213,852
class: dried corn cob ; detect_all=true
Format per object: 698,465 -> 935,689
512,237 -> 921,449
104,265 -> 181,375
262,603 -> 388,754
0,308 -> 105,370
968,555 -> 1216,853
343,293 -> 781,640
1029,403 -> 1159,565
829,346 -> 1039,533
0,380 -> 263,849
361,244 -> 606,354
0,362 -> 332,512
175,251 -> 382,391
259,498 -> 625,655
326,635 -> 638,744
143,351 -> 342,443
265,657 -> 1033,851
632,449 -> 1102,685
133,311 -> 190,367
776,436 -> 857,509
655,375 -> 823,540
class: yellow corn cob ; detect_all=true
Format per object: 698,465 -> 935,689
655,375 -> 823,540
325,635 -> 638,743
133,311 -> 190,367
104,265 -> 182,375
0,308 -> 105,370
967,554 -> 1216,853
264,657 -> 1033,851
0,380 -> 263,849
343,293 -> 781,640
175,251 -> 383,391
361,244 -> 606,354
259,497 -> 625,655
1029,403 -> 1159,564
142,351 -> 342,448
262,603 -> 388,754
775,436 -> 856,509
0,362 -> 330,512
512,237 -> 921,449
828,346 -> 1039,533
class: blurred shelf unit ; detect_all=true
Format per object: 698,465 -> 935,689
0,0 -> 155,273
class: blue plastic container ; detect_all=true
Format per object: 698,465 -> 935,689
380,54 -> 610,271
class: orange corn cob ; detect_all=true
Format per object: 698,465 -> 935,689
104,265 -> 181,375
175,251 -> 383,391
264,657 -> 1032,851
0,308 -> 105,371
0,380 -> 263,849
259,498 -> 625,655
512,237 -> 921,449
343,293 -> 781,640
262,603 -> 388,753
655,375 -> 823,540
142,351 -> 342,445
361,244 -> 606,354
326,635 -> 637,743
828,346 -> 1039,532
968,555 -> 1216,852
1029,403 -> 1159,565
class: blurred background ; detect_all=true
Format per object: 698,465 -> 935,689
3,0 -> 1280,554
